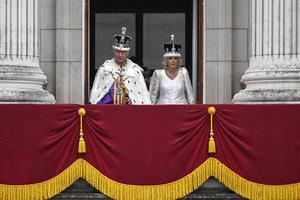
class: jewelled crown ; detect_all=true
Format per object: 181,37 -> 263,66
163,34 -> 181,58
112,27 -> 132,51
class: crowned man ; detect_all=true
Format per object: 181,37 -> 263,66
90,27 -> 151,105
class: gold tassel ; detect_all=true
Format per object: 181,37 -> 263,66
78,138 -> 86,153
208,106 -> 216,153
208,137 -> 216,153
78,108 -> 87,154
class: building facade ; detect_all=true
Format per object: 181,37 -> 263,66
2,0 -> 300,104
0,0 -> 252,104
1,0 -> 299,198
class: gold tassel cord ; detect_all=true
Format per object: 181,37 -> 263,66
208,106 -> 216,153
78,108 -> 86,154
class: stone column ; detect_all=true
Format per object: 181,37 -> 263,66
233,0 -> 300,103
0,0 -> 55,103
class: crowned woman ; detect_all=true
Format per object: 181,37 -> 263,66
149,34 -> 195,104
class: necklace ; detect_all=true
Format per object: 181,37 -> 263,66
165,69 -> 178,79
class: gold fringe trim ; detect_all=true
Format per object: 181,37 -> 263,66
0,159 -> 82,200
208,158 -> 300,200
82,159 -> 210,200
1,158 -> 300,200
82,158 -> 300,200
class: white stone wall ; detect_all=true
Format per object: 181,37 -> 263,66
40,0 -> 83,104
205,0 -> 250,104
232,0 -> 250,98
40,0 -> 56,97
205,0 -> 232,104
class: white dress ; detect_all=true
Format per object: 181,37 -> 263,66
149,67 -> 195,104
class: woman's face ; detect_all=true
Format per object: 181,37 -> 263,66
166,57 -> 180,69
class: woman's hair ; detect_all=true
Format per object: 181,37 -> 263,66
162,57 -> 182,68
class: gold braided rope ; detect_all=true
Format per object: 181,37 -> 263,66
208,106 -> 216,153
78,108 -> 86,154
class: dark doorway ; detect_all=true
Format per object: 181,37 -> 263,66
90,0 -> 194,88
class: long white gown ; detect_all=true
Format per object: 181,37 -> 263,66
149,67 -> 195,104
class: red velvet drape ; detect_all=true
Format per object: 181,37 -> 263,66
213,105 -> 300,184
82,105 -> 209,185
0,104 -> 80,184
0,104 -> 299,186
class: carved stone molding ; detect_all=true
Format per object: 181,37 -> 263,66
0,0 -> 55,103
233,0 -> 300,103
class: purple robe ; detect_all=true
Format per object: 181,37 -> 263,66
97,83 -> 130,104
97,84 -> 114,104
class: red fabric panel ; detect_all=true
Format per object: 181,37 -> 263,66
0,104 -> 79,184
0,104 -> 300,186
83,105 -> 209,185
214,105 -> 300,185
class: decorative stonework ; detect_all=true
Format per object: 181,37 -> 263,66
0,0 -> 55,103
233,56 -> 300,103
233,0 -> 300,103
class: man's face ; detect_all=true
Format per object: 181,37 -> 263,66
113,49 -> 129,65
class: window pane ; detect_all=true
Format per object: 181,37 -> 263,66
143,14 -> 185,69
95,13 -> 136,69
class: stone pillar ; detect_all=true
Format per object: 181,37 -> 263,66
233,0 -> 300,103
0,0 -> 55,103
